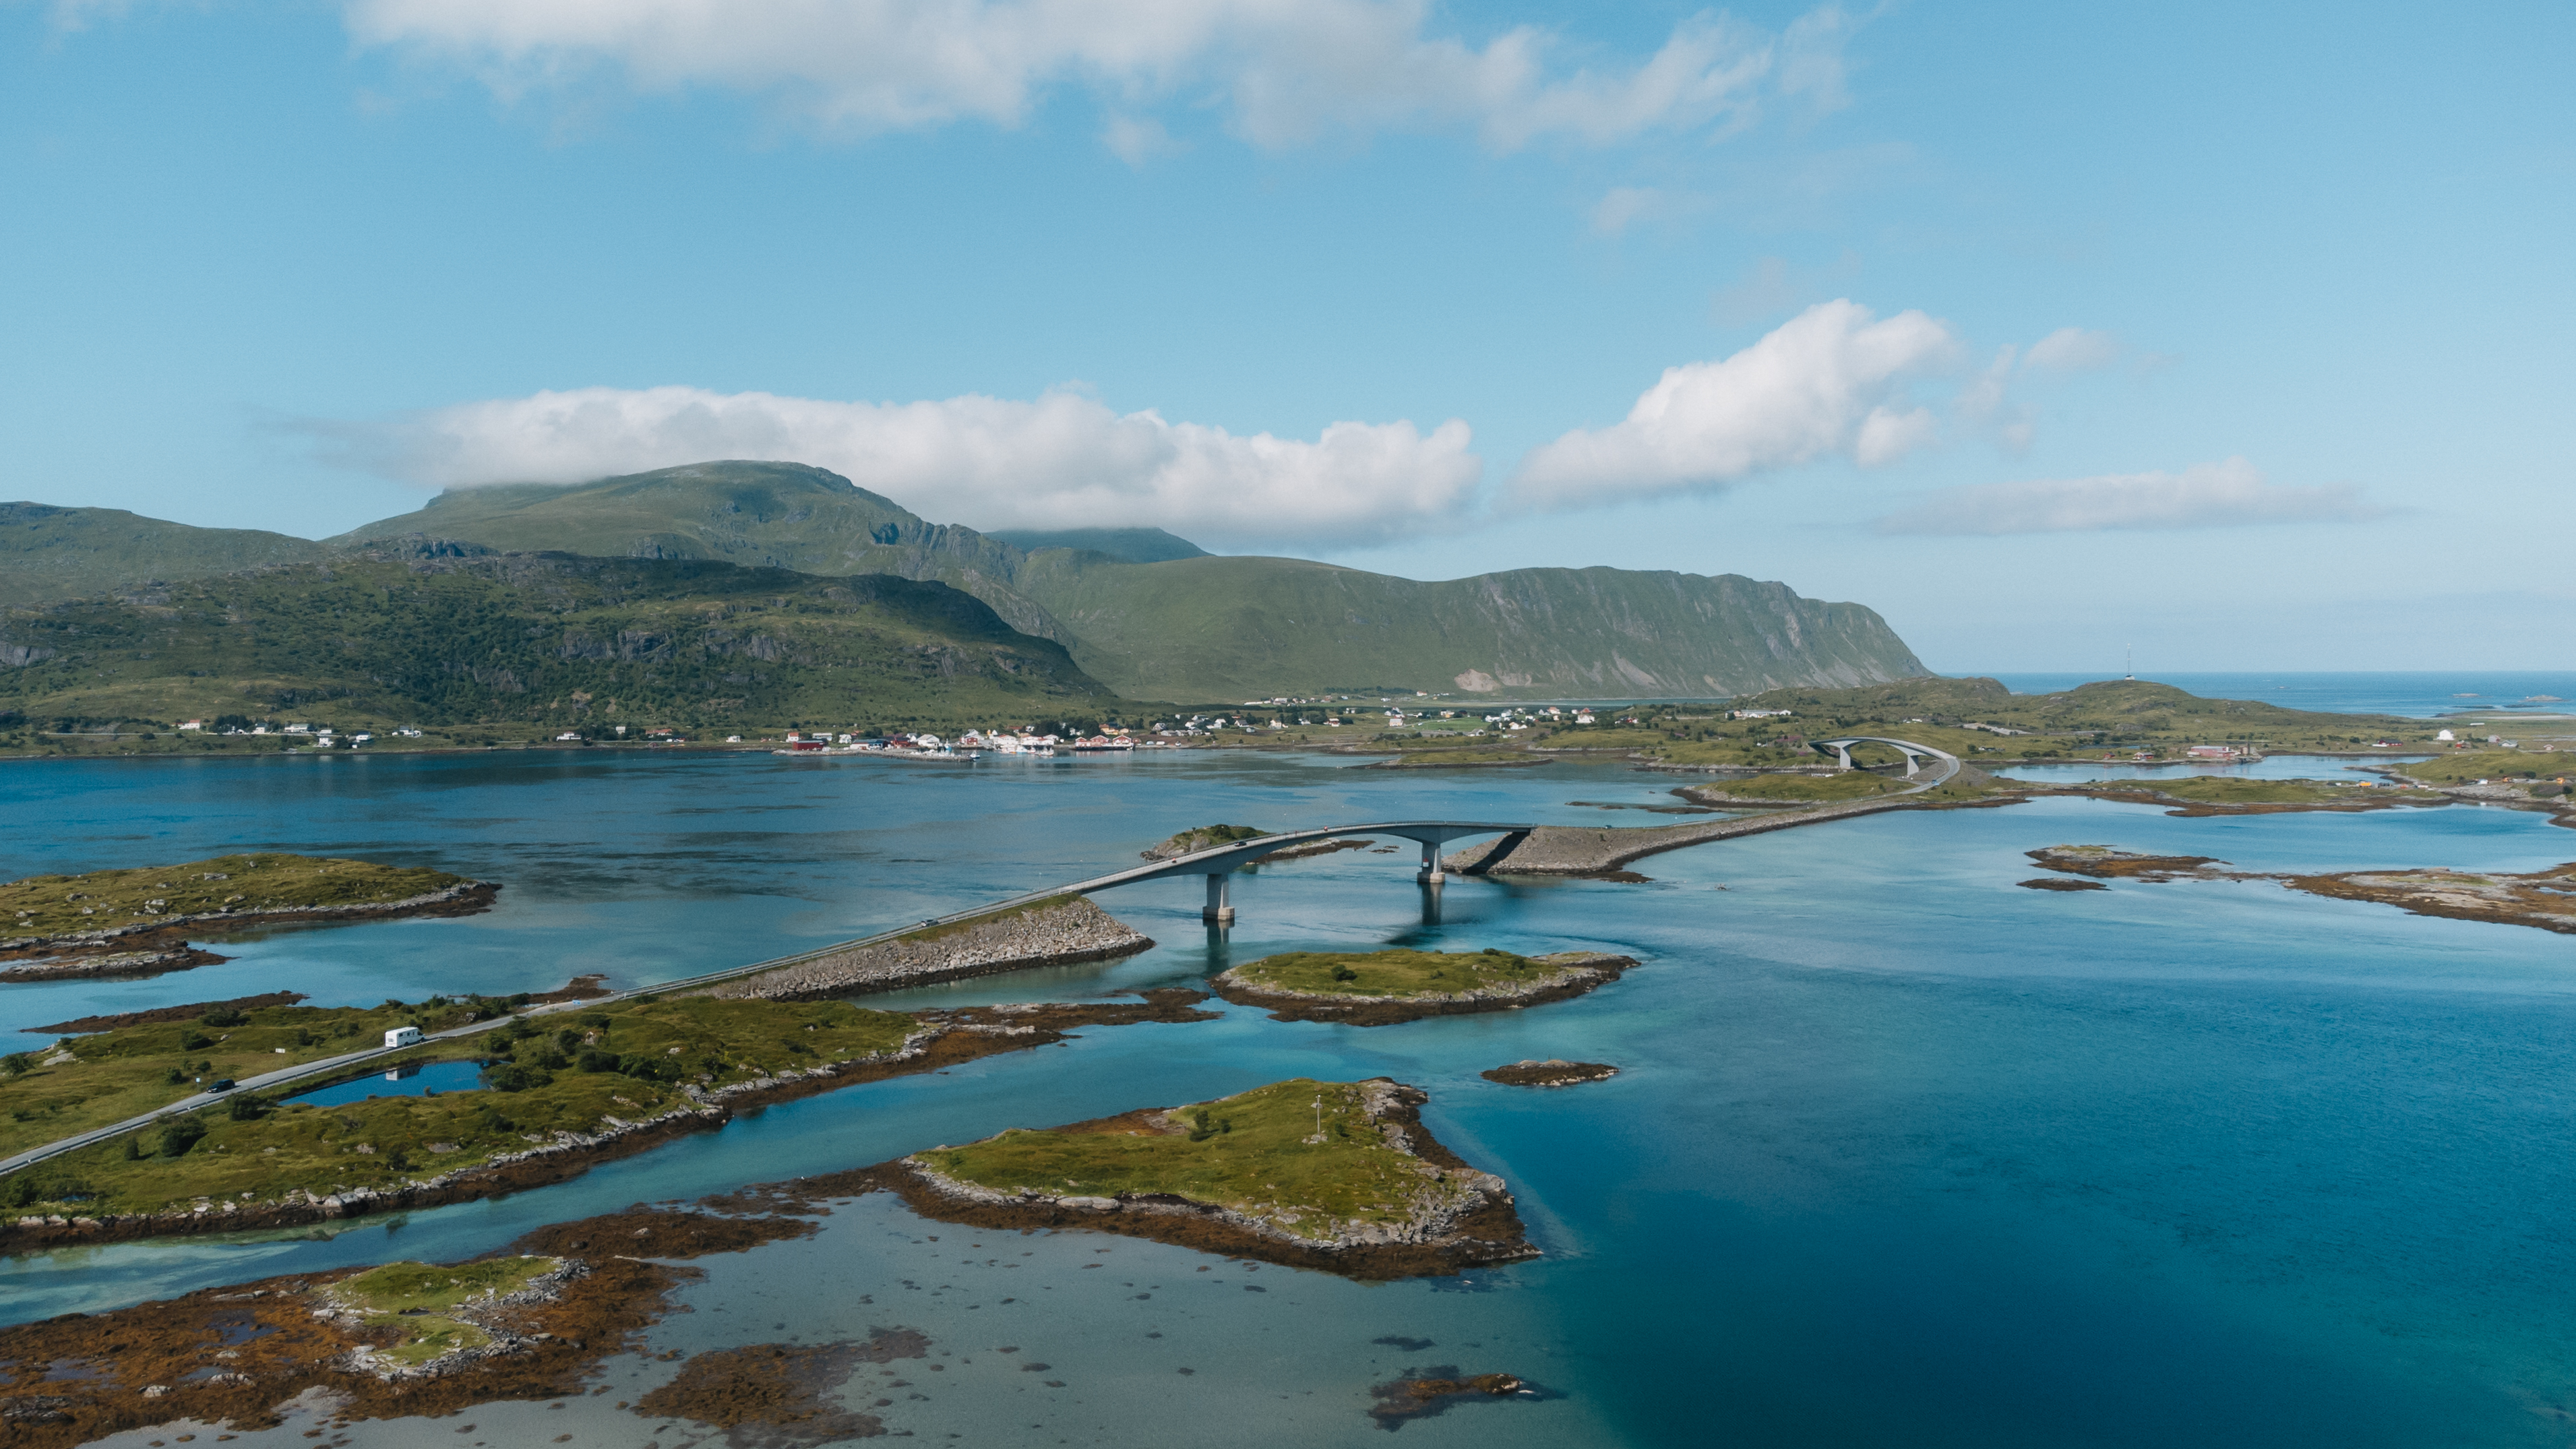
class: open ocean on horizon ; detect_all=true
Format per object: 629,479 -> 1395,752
1982,671 -> 2576,720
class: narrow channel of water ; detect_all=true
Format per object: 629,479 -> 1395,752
8,751 -> 2576,1446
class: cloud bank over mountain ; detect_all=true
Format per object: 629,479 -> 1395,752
324,386 -> 1481,551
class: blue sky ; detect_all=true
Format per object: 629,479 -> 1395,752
3,1 -> 2568,671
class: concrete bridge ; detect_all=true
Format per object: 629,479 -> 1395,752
1077,822 -> 1534,921
1810,736 -> 1961,786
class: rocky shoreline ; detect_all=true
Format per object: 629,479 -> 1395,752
0,1202 -> 817,1448
854,1080 -> 1539,1279
0,991 -> 1216,1254
2023,844 -> 2576,935
1210,952 -> 1634,1026
710,894 -> 1153,1001
0,880 -> 501,982
1481,1059 -> 1620,1088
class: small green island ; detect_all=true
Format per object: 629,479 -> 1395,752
0,989 -> 1213,1242
1209,946 -> 1634,1024
890,1076 -> 1535,1276
321,1255 -> 570,1371
1,852 -> 495,982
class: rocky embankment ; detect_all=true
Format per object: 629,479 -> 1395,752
710,895 -> 1153,1001
864,1080 -> 1537,1279
1211,952 -> 1634,1026
0,880 -> 500,983
1442,797 -> 1973,875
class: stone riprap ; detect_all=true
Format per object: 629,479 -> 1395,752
709,895 -> 1153,1002
1442,798 -> 1942,875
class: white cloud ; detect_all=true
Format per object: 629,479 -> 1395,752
2021,326 -> 2120,373
1870,457 -> 2384,535
1589,185 -> 1712,237
336,0 -> 1846,152
1508,299 -> 1961,510
319,386 -> 1481,550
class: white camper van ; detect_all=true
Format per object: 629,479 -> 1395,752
384,1026 -> 423,1049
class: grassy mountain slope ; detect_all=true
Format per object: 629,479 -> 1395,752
0,548 -> 1111,735
0,503 -> 330,608
331,462 -> 1074,645
986,527 -> 1209,563
29,460 -> 1930,707
1011,552 -> 1926,701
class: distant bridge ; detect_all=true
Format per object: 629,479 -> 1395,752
1077,822 -> 1535,921
1809,737 -> 1961,790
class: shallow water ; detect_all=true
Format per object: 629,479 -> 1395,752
9,749 -> 2576,1446
1999,753 -> 2430,783
283,1057 -> 490,1107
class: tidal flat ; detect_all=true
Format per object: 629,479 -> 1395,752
9,749 -> 2576,1446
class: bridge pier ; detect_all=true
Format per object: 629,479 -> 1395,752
1202,871 -> 1234,923
1417,838 -> 1444,884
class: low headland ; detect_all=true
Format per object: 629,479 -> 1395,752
0,853 -> 497,983
2023,844 -> 2576,935
870,1076 -> 1537,1278
1210,948 -> 1634,1025
0,987 -> 1216,1250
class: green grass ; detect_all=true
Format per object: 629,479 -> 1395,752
1,995 -> 917,1215
917,1078 -> 1440,1241
3,852 -> 466,939
1684,772 -> 1908,801
2399,749 -> 2572,785
329,1256 -> 559,1365
0,501 -> 328,610
1226,948 -> 1582,999
1148,824 -> 1271,855
2131,776 -> 2374,804
1011,551 -> 1922,703
0,996 -> 499,1161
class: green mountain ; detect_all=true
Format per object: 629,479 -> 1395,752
332,462 -> 1924,702
1011,551 -> 1923,701
16,461 -> 1928,706
0,548 -> 1111,735
329,462 -> 1074,646
987,527 -> 1210,563
0,502 -> 330,608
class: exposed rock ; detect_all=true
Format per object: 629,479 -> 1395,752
710,896 -> 1151,1001
1479,1059 -> 1618,1088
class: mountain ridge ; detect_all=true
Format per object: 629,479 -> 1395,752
8,462 -> 1928,703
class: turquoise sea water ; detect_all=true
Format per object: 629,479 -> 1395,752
1988,670 -> 2576,719
7,749 -> 2576,1446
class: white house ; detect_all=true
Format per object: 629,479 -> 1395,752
384,1026 -> 422,1049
